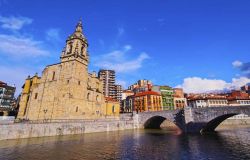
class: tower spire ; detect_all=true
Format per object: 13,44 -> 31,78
75,18 -> 83,33
60,20 -> 89,65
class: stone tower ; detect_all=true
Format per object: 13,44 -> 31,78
17,20 -> 107,120
61,20 -> 89,65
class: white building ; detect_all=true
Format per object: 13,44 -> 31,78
187,96 -> 228,108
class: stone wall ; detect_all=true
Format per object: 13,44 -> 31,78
0,119 -> 138,141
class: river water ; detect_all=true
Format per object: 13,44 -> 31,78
0,128 -> 249,160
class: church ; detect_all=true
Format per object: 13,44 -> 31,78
17,20 -> 120,120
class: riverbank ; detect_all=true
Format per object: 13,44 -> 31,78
1,116 -> 250,141
0,118 -> 139,141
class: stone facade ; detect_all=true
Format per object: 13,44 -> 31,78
105,97 -> 120,117
0,119 -> 136,140
17,21 -> 110,121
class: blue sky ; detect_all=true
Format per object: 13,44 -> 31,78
0,0 -> 250,94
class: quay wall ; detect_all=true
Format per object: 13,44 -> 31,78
0,118 -> 140,141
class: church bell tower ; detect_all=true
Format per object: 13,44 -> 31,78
60,20 -> 89,66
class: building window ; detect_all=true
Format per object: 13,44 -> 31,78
76,106 -> 78,112
112,105 -> 115,113
78,81 -> 81,85
34,93 -> 38,99
67,80 -> 70,84
87,93 -> 90,100
52,71 -> 55,80
96,95 -> 99,102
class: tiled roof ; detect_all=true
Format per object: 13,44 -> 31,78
227,96 -> 250,100
135,91 -> 160,97
105,97 -> 119,102
187,96 -> 227,100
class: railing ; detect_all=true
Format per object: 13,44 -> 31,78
15,117 -> 122,124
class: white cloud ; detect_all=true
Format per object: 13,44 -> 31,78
46,28 -> 60,41
232,60 -> 243,68
176,76 -> 250,93
0,15 -> 32,30
228,77 -> 250,89
0,34 -> 49,57
94,45 -> 149,73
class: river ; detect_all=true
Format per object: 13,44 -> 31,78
0,128 -> 249,160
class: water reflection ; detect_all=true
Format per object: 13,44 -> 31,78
0,128 -> 249,160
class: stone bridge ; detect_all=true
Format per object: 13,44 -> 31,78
135,105 -> 250,133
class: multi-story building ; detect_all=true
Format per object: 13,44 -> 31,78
98,69 -> 116,97
17,20 -> 119,120
173,88 -> 187,109
227,90 -> 250,106
187,95 -> 228,108
114,84 -> 122,102
121,90 -> 134,113
228,97 -> 250,106
134,91 -> 162,112
152,85 -> 174,110
98,70 -> 122,102
124,95 -> 135,113
128,79 -> 152,93
0,81 -> 16,109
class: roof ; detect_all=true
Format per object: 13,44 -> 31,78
105,97 -> 119,102
123,90 -> 134,93
135,91 -> 160,97
0,81 -> 6,85
227,96 -> 250,101
187,96 -> 227,100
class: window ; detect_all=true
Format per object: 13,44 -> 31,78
52,71 -> 55,80
76,106 -> 78,112
96,95 -> 99,102
87,93 -> 90,100
67,80 -> 70,84
68,43 -> 73,53
78,81 -> 81,85
112,105 -> 115,113
34,93 -> 38,99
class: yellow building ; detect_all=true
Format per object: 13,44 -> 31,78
17,20 -> 116,121
134,91 -> 163,112
105,97 -> 120,117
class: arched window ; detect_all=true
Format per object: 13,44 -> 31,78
76,106 -> 78,112
81,45 -> 85,56
87,93 -> 90,100
69,43 -> 73,54
96,95 -> 99,102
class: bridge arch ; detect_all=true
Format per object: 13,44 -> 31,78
143,115 -> 182,131
201,113 -> 237,133
187,106 -> 250,133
